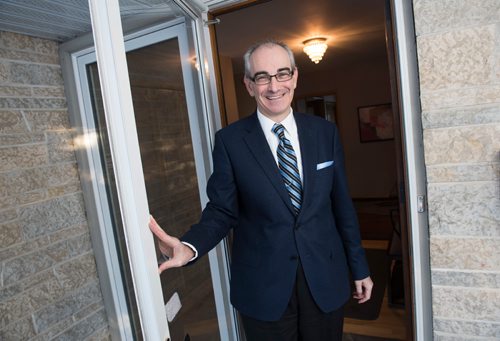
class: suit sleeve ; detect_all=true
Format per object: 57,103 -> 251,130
180,132 -> 238,259
331,125 -> 370,280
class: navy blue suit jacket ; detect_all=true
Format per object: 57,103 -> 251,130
182,112 -> 369,321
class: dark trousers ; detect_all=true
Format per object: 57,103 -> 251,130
240,261 -> 344,341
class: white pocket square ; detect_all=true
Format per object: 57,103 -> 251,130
316,160 -> 334,170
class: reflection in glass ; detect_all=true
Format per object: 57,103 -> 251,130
128,38 -> 220,341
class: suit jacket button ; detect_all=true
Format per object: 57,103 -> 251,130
294,224 -> 299,230
290,255 -> 298,260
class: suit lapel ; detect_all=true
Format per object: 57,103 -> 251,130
295,113 -> 317,219
243,114 -> 295,215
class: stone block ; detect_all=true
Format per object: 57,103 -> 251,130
427,163 -> 499,183
85,327 -> 111,341
47,183 -> 81,198
413,0 -> 500,35
0,111 -> 29,134
0,168 -> 47,197
30,315 -> 74,341
424,125 -> 500,165
0,48 -> 59,65
422,105 -> 500,129
32,281 -> 102,333
0,209 -> 17,225
15,190 -> 48,207
5,62 -> 63,86
34,39 -> 59,57
0,31 -> 35,51
0,316 -> 36,340
51,309 -> 108,341
434,318 -> 500,338
0,221 -> 22,249
46,163 -> 80,187
0,133 -> 45,146
0,144 -> 48,172
54,253 -> 99,291
48,224 -> 88,244
0,234 -> 50,263
432,286 -> 500,321
0,97 -> 67,110
417,25 -> 495,91
432,269 -> 500,288
428,182 -> 500,237
32,87 -> 66,98
0,277 -> 64,329
73,300 -> 104,321
2,232 -> 91,284
0,291 -> 33,328
24,111 -> 70,132
434,333 -> 499,341
421,85 -> 500,111
0,269 -> 55,302
19,193 -> 86,239
47,131 -> 76,163
0,85 -> 32,97
430,237 -> 500,271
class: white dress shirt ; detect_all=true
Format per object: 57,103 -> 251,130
257,109 -> 303,181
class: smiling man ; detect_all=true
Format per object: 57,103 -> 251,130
149,40 -> 373,340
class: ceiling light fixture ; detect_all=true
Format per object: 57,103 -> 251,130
302,37 -> 328,64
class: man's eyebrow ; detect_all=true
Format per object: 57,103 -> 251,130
253,67 -> 292,76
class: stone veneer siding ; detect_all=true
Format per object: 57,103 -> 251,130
0,31 -> 110,340
413,1 -> 500,340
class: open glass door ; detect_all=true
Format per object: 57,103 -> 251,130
67,0 -> 237,339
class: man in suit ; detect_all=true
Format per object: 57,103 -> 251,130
149,39 -> 373,340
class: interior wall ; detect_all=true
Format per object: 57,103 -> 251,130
232,55 -> 396,198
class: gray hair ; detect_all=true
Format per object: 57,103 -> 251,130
243,39 -> 296,78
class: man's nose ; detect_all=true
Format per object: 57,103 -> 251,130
267,76 -> 279,91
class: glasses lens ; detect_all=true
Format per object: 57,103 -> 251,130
254,74 -> 271,85
276,70 -> 292,81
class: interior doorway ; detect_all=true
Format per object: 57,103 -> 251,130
210,0 -> 412,339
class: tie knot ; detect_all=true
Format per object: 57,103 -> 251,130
272,123 -> 285,139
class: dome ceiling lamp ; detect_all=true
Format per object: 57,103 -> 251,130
302,37 -> 328,64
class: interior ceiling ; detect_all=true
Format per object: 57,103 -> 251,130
214,0 -> 388,76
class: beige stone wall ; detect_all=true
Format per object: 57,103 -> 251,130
413,1 -> 500,340
0,31 -> 110,340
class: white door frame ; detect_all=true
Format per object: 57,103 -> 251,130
390,1 -> 432,340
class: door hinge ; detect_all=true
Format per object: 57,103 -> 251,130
417,195 -> 426,213
204,18 -> 220,26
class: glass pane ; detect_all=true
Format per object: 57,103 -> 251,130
127,38 -> 221,341
86,32 -> 221,340
86,62 -> 144,339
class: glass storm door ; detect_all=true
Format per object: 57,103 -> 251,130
73,1 -> 236,339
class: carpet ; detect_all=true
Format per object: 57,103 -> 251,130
344,249 -> 388,320
343,333 -> 400,341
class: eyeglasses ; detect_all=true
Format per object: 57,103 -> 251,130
249,68 -> 294,85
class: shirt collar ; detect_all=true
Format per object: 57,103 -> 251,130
257,108 -> 297,136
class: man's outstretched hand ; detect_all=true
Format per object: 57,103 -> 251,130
148,216 -> 194,274
353,276 -> 374,304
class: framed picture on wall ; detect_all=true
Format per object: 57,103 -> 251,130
357,103 -> 394,142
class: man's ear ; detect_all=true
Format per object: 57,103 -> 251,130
243,76 -> 255,97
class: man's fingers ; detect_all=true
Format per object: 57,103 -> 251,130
353,277 -> 374,304
149,216 -> 177,244
158,259 -> 182,273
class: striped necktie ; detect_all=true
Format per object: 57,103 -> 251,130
272,123 -> 302,215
